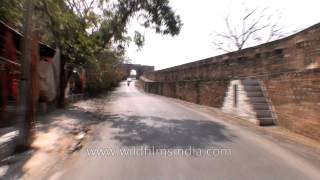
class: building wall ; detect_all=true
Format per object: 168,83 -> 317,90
142,23 -> 320,141
0,21 -> 57,126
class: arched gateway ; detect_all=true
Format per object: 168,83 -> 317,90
121,64 -> 154,80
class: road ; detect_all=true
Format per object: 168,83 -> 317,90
51,81 -> 320,180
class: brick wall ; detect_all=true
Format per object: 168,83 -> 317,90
146,79 -> 230,108
142,23 -> 320,141
143,70 -> 320,141
144,23 -> 320,82
262,69 -> 320,140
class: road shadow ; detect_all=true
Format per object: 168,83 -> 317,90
36,105 -> 105,134
35,104 -> 236,150
94,113 -> 236,149
1,149 -> 34,179
1,107 -> 98,179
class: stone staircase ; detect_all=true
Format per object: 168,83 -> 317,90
242,79 -> 275,125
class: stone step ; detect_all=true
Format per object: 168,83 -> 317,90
248,97 -> 268,103
256,110 -> 273,118
243,85 -> 262,91
257,118 -> 275,126
242,79 -> 260,86
251,103 -> 270,110
0,128 -> 19,160
246,91 -> 264,97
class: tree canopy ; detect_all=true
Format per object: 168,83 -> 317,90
0,0 -> 24,27
1,0 -> 182,94
1,0 -> 182,66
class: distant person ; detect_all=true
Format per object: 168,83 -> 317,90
127,78 -> 132,86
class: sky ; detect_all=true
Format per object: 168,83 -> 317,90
126,0 -> 320,70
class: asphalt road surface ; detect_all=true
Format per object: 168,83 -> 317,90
52,81 -> 320,180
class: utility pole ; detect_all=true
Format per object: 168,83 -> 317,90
16,0 -> 34,149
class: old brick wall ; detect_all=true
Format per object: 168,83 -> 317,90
144,23 -> 320,82
144,79 -> 229,108
197,80 -> 229,108
262,69 -> 320,140
142,23 -> 320,141
143,70 -> 320,141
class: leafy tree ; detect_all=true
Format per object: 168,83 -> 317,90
86,49 -> 125,95
94,0 -> 182,48
38,0 -> 181,102
2,0 -> 183,105
0,0 -> 24,27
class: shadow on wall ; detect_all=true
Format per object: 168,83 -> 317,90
92,113 -> 236,149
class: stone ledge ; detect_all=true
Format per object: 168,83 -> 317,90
0,128 -> 19,161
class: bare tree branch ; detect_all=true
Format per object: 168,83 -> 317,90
212,5 -> 287,52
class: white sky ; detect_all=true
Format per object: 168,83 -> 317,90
126,0 -> 320,70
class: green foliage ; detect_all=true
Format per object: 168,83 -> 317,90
35,0 -> 96,66
95,0 -> 183,48
0,0 -> 24,27
85,49 -> 124,95
3,0 -> 182,95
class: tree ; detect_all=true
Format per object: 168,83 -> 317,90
212,5 -> 286,52
16,0 -> 35,149
34,0 -> 182,60
34,0 -> 182,105
4,0 -> 182,69
2,0 -> 182,106
85,49 -> 125,95
93,0 -> 183,49
0,0 -> 24,27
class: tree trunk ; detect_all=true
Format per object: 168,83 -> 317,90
16,0 -> 34,149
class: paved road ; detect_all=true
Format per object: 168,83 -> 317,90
53,81 -> 320,180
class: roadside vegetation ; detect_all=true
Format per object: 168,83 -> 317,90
0,0 -> 182,97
